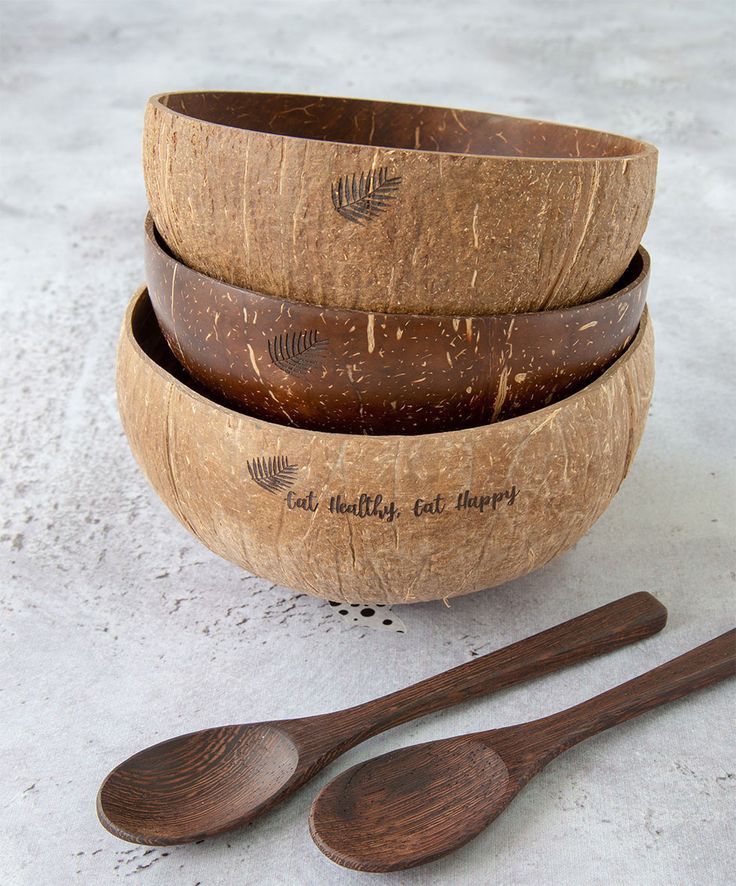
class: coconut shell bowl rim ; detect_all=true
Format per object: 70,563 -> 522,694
149,91 -> 657,164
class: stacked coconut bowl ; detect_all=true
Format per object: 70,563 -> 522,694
118,92 -> 657,604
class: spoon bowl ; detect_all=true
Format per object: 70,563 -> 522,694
310,737 -> 514,871
97,725 -> 300,845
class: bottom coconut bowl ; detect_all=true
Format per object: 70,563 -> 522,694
117,287 -> 654,604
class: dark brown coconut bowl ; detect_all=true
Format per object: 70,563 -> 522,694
143,92 -> 657,316
145,214 -> 650,436
117,287 -> 655,603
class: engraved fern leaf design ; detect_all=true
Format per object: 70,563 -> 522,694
268,330 -> 328,376
331,167 -> 402,224
247,456 -> 299,494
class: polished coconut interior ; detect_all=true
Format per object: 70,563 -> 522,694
159,92 -> 650,159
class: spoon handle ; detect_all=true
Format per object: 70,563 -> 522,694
519,629 -> 736,761
334,592 -> 666,746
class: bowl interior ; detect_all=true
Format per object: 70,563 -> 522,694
132,294 -> 199,385
157,93 -> 650,160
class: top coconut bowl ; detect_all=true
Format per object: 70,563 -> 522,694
144,92 -> 657,316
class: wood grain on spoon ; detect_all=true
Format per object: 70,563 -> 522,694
97,592 -> 666,845
309,629 -> 736,872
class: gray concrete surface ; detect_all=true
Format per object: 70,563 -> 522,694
2,0 -> 734,883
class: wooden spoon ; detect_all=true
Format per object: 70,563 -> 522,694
310,629 -> 736,872
97,592 -> 666,845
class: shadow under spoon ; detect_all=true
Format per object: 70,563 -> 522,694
309,628 -> 736,872
97,592 -> 666,845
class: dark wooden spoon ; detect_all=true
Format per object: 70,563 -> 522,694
97,592 -> 665,845
310,629 -> 736,872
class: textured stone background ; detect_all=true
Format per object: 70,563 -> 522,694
2,0 -> 734,883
